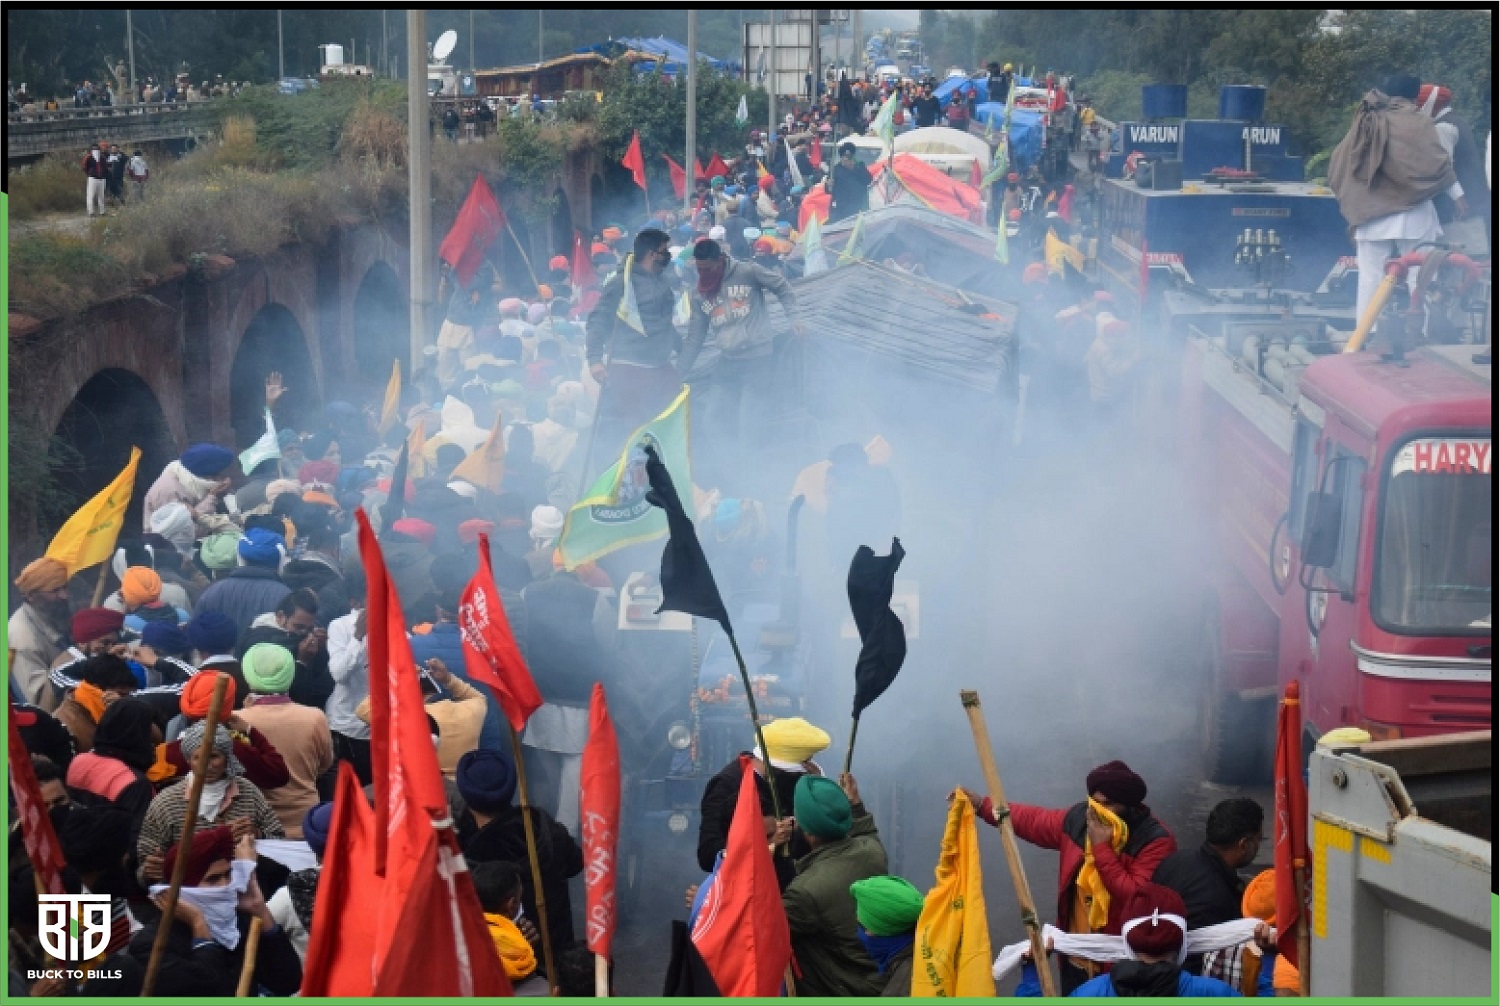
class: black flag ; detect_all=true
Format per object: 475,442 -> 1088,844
643,443 -> 731,631
848,538 -> 907,717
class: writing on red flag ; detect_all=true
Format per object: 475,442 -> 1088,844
580,683 -> 621,957
459,533 -> 543,732
8,700 -> 66,897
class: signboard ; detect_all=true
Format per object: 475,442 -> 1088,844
744,21 -> 814,98
1392,438 -> 1491,476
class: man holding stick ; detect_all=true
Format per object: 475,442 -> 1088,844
960,760 -> 1177,993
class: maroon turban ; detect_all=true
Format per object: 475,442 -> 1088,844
1121,884 -> 1188,956
297,460 -> 340,486
1086,760 -> 1147,806
161,826 -> 236,887
72,608 -> 126,646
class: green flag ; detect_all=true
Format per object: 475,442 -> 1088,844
837,212 -> 867,266
995,207 -> 1010,266
615,253 -> 646,335
558,386 -> 693,568
802,213 -> 830,275
871,90 -> 901,148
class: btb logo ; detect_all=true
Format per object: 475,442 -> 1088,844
38,894 -> 112,962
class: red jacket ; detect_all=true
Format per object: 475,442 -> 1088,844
984,798 -> 1176,934
82,151 -> 109,178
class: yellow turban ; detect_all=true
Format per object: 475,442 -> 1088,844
1317,727 -> 1371,748
14,558 -> 69,593
758,717 -> 831,765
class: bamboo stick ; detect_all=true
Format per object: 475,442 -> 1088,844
508,725 -> 558,995
234,915 -> 264,996
595,953 -> 609,997
960,689 -> 1057,998
141,672 -> 230,997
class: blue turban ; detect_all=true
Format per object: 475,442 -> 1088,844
141,621 -> 189,657
180,444 -> 235,478
725,184 -> 742,196
714,498 -> 742,530
238,527 -> 286,567
456,749 -> 516,813
302,802 -> 334,857
186,612 -> 238,656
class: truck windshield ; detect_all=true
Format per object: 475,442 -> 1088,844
1374,438 -> 1492,635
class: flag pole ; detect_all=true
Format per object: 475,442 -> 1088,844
1295,861 -> 1310,996
91,566 -> 110,607
508,725 -> 560,993
841,715 -> 859,776
142,673 -> 231,997
725,630 -> 783,825
501,215 -> 542,294
959,689 -> 1057,998
595,954 -> 609,997
234,916 -> 264,996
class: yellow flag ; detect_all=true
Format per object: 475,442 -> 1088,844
406,419 -> 428,479
378,360 -> 402,436
448,410 -> 506,493
757,159 -> 769,179
1045,227 -> 1085,276
911,791 -> 995,997
45,447 -> 142,577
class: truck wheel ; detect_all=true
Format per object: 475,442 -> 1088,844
1199,601 -> 1260,785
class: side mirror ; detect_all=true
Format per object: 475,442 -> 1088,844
1300,492 -> 1342,569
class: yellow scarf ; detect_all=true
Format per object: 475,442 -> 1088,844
1075,798 -> 1128,933
484,913 -> 537,980
73,681 -> 108,723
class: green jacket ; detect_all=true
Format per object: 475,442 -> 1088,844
782,804 -> 888,998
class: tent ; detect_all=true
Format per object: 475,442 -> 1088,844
867,153 -> 985,225
973,106 -> 1045,169
934,74 -> 988,106
894,126 -> 992,172
789,203 -> 1012,296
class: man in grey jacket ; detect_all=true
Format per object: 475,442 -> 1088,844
681,239 -> 798,492
584,227 -> 681,477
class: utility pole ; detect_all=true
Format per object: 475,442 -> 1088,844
685,10 -> 697,214
767,8 -> 777,140
538,11 -> 544,65
126,10 -> 137,98
277,10 -> 284,81
407,10 -> 432,374
469,10 -> 475,70
809,10 -> 821,104
852,9 -> 862,78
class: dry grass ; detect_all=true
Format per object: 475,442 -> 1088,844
6,231 -> 135,318
8,154 -> 88,219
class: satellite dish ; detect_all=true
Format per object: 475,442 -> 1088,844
432,30 -> 458,64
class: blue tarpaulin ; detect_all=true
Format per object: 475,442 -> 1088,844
934,74 -> 1038,106
608,35 -> 727,71
973,105 -> 1045,168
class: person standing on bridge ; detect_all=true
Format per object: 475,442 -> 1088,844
83,141 -> 109,217
959,760 -> 1178,994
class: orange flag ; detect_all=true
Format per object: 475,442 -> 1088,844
448,410 -> 505,493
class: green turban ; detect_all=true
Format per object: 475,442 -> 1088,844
794,775 -> 851,840
850,876 -> 926,936
199,530 -> 241,571
242,642 -> 296,694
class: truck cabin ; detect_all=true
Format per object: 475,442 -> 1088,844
1289,345 -> 1491,739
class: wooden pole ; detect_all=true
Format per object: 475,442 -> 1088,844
841,715 -> 859,776
502,215 -> 541,294
141,673 -> 231,997
1295,862 -> 1310,997
594,953 -> 609,997
959,689 -> 1057,998
91,565 -> 110,607
508,725 -> 559,994
234,915 -> 264,996
784,962 -> 797,996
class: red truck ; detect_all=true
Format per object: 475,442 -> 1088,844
1180,323 -> 1492,782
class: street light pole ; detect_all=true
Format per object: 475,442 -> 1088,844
277,10 -> 284,81
407,9 -> 433,374
685,10 -> 697,215
767,8 -> 777,142
126,10 -> 137,99
470,10 -> 475,70
538,11 -> 544,65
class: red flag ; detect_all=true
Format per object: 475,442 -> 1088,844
459,533 -> 543,732
704,151 -> 731,181
622,131 -> 647,190
571,230 -> 598,291
374,829 -> 514,997
663,153 -> 689,200
1273,681 -> 1309,967
808,138 -> 823,170
7,699 -> 67,897
438,173 -> 506,287
694,157 -> 707,180
300,763 -> 383,996
691,756 -> 792,997
580,684 -> 621,958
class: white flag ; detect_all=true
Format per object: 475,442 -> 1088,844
238,409 -> 280,475
801,214 -> 829,275
736,94 -> 749,125
785,136 -> 805,188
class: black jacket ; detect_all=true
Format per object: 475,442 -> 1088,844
462,805 -> 584,954
696,754 -> 810,890
519,572 -> 608,707
128,912 -> 302,997
279,556 -> 351,627
1152,841 -> 1245,972
830,160 -> 874,220
912,95 -> 943,127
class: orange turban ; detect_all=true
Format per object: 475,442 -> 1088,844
180,672 -> 237,720
14,558 -> 68,593
1242,869 -> 1275,923
121,567 -> 163,607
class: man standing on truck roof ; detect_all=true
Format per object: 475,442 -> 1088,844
1328,73 -> 1466,325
